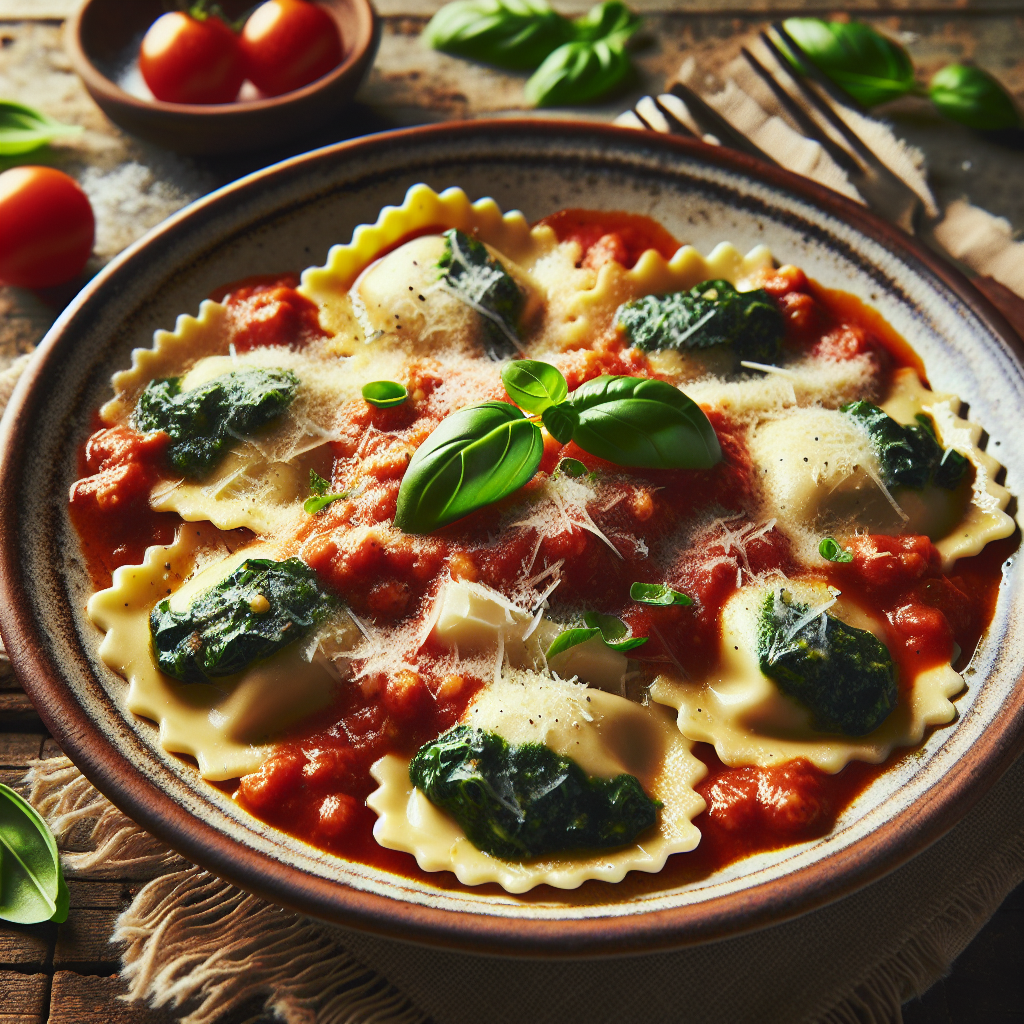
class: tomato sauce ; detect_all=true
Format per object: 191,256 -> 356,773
68,216 -> 1018,893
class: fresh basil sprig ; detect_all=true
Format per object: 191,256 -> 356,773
818,537 -> 854,563
546,626 -> 601,659
394,401 -> 544,533
570,375 -> 722,469
362,380 -> 408,408
583,611 -> 647,651
396,361 -> 720,533
424,0 -> 574,70
630,582 -> 692,607
0,100 -> 82,156
0,783 -> 69,925
780,18 -> 915,108
928,64 -> 1021,131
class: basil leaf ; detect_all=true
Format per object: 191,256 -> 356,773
541,401 -> 579,445
437,229 -> 525,357
150,557 -> 339,683
305,470 -> 349,513
818,537 -> 854,563
546,627 -> 601,660
309,469 -> 330,496
395,401 -> 544,533
928,64 -> 1021,131
781,18 -> 915,108
0,783 -> 68,925
525,37 -> 633,108
583,610 -> 647,651
630,582 -> 693,607
424,0 -> 574,71
501,359 -> 568,413
570,375 -> 722,469
362,380 -> 408,408
0,100 -> 82,156
572,0 -> 639,42
556,457 -> 589,478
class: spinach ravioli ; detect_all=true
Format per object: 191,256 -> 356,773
76,185 -> 1015,892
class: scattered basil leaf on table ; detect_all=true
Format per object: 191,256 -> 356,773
630,582 -> 693,607
437,229 -> 525,356
570,375 -> 722,469
150,557 -> 339,683
780,18 -> 916,108
362,380 -> 409,408
304,469 -> 348,515
525,36 -> 633,107
424,0 -> 574,71
0,100 -> 82,156
546,626 -> 602,659
501,359 -> 568,412
818,537 -> 854,563
394,401 -> 544,533
928,64 -> 1022,131
572,0 -> 638,42
583,610 -> 647,650
0,783 -> 68,925
135,367 -> 298,479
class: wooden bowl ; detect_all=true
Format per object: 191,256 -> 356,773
1,121 -> 1022,959
64,0 -> 379,155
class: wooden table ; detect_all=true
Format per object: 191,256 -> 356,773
0,3 -> 1022,1021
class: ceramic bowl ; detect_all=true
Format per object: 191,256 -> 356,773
64,0 -> 379,155
1,121 -> 1022,956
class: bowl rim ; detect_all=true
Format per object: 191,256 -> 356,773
1,119 -> 1023,957
65,0 -> 379,115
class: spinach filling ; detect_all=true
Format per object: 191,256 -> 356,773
409,725 -> 659,860
841,400 -> 968,492
136,367 -> 299,479
150,557 -> 339,684
758,588 -> 898,737
615,279 -> 784,365
436,229 -> 525,358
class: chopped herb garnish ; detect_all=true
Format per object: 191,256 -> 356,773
362,380 -> 408,408
818,537 -> 854,563
303,469 -> 348,515
629,582 -> 693,606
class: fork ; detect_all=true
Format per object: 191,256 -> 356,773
621,22 -> 926,235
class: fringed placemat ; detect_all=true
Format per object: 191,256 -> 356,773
21,753 -> 1024,1024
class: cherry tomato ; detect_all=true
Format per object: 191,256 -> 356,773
139,11 -> 245,105
240,0 -> 343,97
0,167 -> 94,290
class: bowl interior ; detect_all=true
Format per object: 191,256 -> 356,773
3,123 -> 1022,955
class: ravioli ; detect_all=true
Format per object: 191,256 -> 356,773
73,184 -> 1017,891
367,672 -> 706,891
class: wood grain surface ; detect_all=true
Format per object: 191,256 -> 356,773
0,3 -> 1022,1021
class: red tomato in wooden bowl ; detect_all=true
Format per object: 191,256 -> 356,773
139,11 -> 245,105
0,167 -> 94,290
240,0 -> 343,97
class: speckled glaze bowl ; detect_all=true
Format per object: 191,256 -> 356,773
1,122 -> 1022,956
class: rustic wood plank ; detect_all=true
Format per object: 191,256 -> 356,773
0,925 -> 52,968
66,881 -> 133,911
0,769 -> 30,795
0,971 -> 47,1024
0,692 -> 43,733
47,973 -> 181,1024
0,734 -> 43,767
38,739 -> 64,761
53,910 -> 121,968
